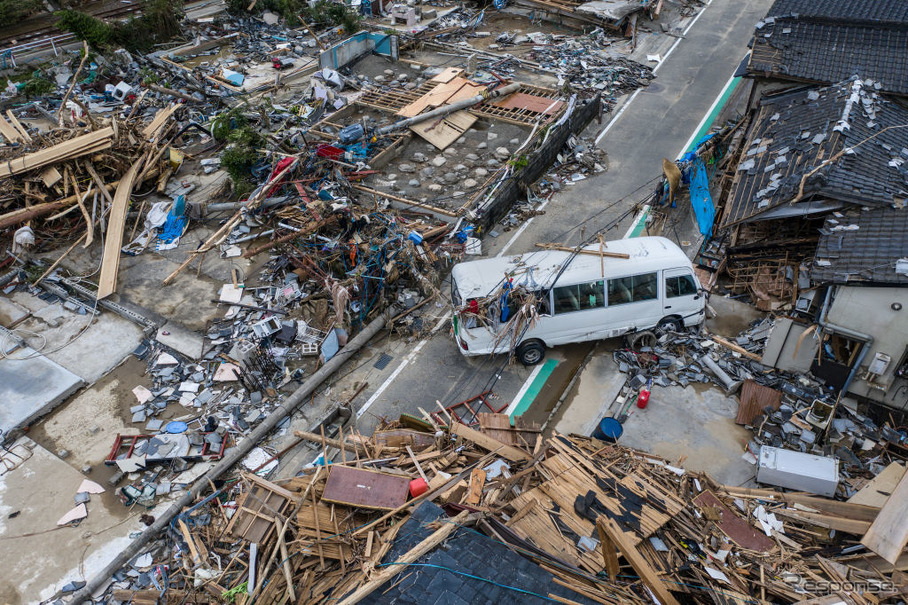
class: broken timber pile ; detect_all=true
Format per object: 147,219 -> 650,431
102,412 -> 908,603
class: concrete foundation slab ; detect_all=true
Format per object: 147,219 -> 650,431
157,321 -> 206,360
0,342 -> 83,437
0,438 -> 163,604
3,291 -> 144,383
0,296 -> 30,328
553,352 -> 624,437
618,384 -> 756,487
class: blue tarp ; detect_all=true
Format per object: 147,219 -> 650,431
690,157 -> 715,238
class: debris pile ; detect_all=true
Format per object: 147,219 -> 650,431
612,320 -> 908,500
93,416 -> 908,604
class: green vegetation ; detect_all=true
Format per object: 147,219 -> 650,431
20,73 -> 55,98
227,0 -> 361,32
0,0 -> 43,29
216,109 -> 264,199
55,0 -> 184,53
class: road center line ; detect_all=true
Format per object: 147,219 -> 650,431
356,311 -> 451,420
594,0 -> 714,146
496,197 -> 553,257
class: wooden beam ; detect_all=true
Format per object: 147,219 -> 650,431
293,430 -> 369,455
337,511 -> 472,604
596,517 -> 681,605
711,335 -> 763,362
534,243 -> 630,259
861,470 -> 908,564
0,127 -> 114,178
596,519 -> 620,581
97,158 -> 142,299
450,422 -> 531,462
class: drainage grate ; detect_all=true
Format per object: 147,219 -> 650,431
373,353 -> 394,370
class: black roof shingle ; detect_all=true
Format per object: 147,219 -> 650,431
812,206 -> 908,285
746,0 -> 908,96
721,78 -> 908,228
360,502 -> 598,605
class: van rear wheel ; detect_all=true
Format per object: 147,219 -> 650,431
516,340 -> 545,366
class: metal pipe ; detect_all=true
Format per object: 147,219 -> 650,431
698,353 -> 742,394
376,82 -> 521,136
66,311 -> 390,603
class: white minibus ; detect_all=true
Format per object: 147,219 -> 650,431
451,236 -> 705,365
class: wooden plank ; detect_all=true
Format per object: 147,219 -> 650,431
534,243 -> 630,259
0,114 -> 22,143
337,511 -> 471,605
596,520 -> 620,581
774,508 -> 871,534
96,158 -> 142,300
321,465 -> 410,510
465,468 -> 486,505
849,463 -> 906,508
0,127 -> 114,178
450,422 -> 531,462
429,67 -> 464,83
596,516 -> 681,605
712,335 -> 763,362
861,469 -> 908,564
6,110 -> 33,144
693,490 -> 776,552
720,485 -> 881,522
409,110 -> 477,150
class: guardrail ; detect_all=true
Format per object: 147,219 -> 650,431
1,33 -> 78,69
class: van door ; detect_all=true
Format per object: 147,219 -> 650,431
535,280 -> 607,345
663,268 -> 700,320
606,272 -> 662,332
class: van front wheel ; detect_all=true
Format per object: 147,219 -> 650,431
516,340 -> 545,366
656,316 -> 683,334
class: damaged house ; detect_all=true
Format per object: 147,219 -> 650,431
708,0 -> 908,413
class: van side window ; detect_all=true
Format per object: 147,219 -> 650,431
552,281 -> 605,314
666,274 -> 698,298
608,273 -> 658,306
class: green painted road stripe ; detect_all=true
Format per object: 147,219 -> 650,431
684,76 -> 741,155
510,359 -> 558,420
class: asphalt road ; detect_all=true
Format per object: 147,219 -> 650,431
350,0 -> 776,436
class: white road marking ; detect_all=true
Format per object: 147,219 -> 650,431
505,363 -> 545,415
356,311 -> 451,420
496,197 -> 553,257
594,0 -> 715,146
676,69 -> 738,159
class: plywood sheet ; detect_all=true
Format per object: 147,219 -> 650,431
409,110 -> 477,150
735,379 -> 782,425
321,466 -> 410,510
861,469 -> 908,563
848,463 -> 906,507
492,92 -> 564,114
397,77 -> 483,118
429,67 -> 464,83
693,490 -> 776,552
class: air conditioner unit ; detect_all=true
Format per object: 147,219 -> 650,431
756,446 -> 839,497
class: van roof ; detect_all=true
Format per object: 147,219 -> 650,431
452,236 -> 691,299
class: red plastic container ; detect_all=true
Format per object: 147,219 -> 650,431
637,387 -> 650,409
409,478 -> 428,498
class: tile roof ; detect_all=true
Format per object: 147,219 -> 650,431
746,0 -> 908,96
812,207 -> 908,285
721,78 -> 908,228
362,502 -> 597,605
765,0 -> 908,23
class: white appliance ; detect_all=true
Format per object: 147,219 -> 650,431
757,446 -> 839,497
